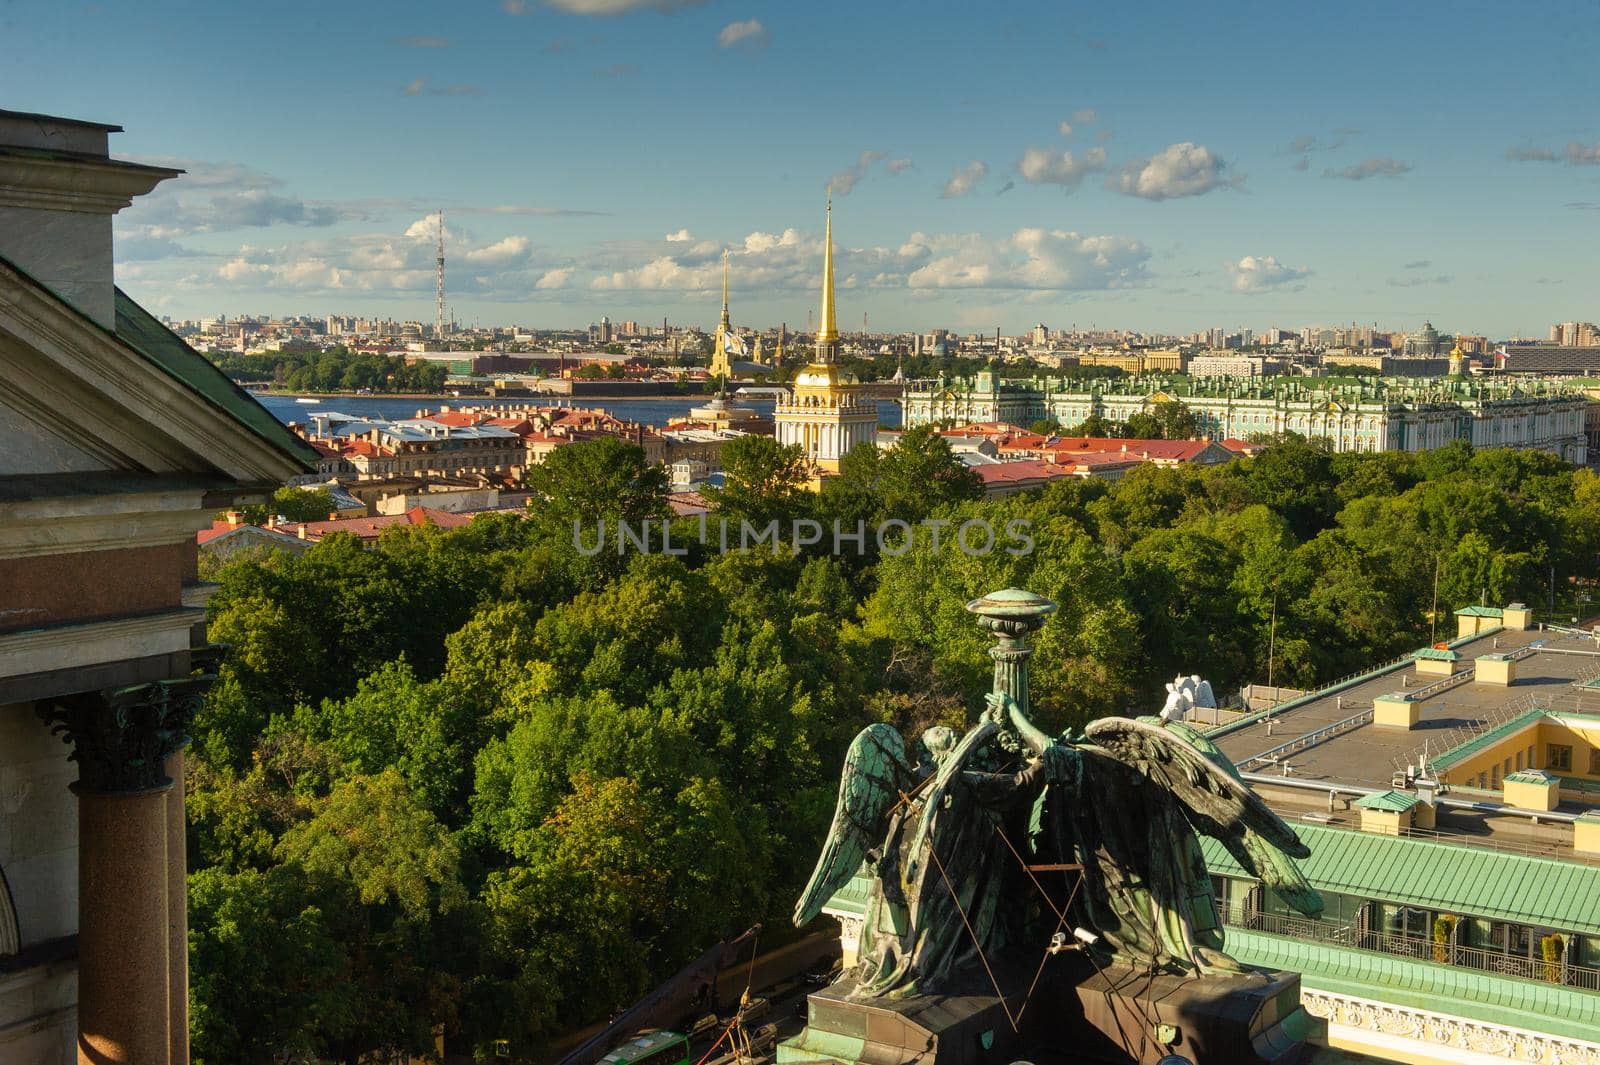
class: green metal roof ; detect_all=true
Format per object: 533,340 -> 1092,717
113,289 -> 319,471
1352,790 -> 1418,812
1455,605 -> 1505,618
1223,928 -> 1600,1045
1505,769 -> 1556,785
1412,648 -> 1460,661
1431,707 -> 1547,770
1202,822 -> 1600,936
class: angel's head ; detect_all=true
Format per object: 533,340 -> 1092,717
916,726 -> 958,768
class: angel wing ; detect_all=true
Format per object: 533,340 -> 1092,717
793,723 -> 914,927
1082,716 -> 1323,917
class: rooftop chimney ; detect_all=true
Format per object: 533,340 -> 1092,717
0,110 -> 181,329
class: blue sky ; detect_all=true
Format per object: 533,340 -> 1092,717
5,0 -> 1598,335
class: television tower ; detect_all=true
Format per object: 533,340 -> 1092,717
434,209 -> 446,344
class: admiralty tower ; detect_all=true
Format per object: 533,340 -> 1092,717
772,194 -> 879,473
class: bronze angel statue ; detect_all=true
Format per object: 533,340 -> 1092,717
792,590 -> 1322,1000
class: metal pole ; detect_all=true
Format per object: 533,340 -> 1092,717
1431,555 -> 1442,645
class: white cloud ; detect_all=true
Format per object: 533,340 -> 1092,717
1072,108 -> 1098,124
463,235 -> 532,265
1322,157 -> 1411,180
904,229 -> 1149,291
1018,146 -> 1107,188
536,268 -> 575,289
542,0 -> 706,13
941,160 -> 988,198
402,78 -> 427,96
1058,122 -> 1073,137
1387,273 -> 1452,288
742,228 -> 804,253
829,150 -> 885,195
717,18 -> 768,48
1227,255 -> 1310,293
1112,143 -> 1237,200
1507,141 -> 1600,165
583,223 -> 1145,295
664,229 -> 693,242
886,157 -> 914,174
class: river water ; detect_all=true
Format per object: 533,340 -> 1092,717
254,392 -> 903,430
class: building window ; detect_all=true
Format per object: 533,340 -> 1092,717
1590,748 -> 1600,776
1549,745 -> 1573,772
1516,751 -> 1524,771
1491,765 -> 1501,789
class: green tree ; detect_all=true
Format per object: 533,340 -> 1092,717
702,435 -> 813,530
877,426 -> 984,523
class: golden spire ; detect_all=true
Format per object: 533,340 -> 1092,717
816,190 -> 838,360
719,249 -> 731,333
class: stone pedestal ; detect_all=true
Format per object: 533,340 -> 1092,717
780,978 -> 1022,1065
781,961 -> 1318,1065
1068,964 -> 1316,1065
76,785 -> 171,1065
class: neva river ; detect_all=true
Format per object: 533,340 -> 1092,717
255,392 -> 903,430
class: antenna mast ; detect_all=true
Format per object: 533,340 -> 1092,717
435,208 -> 446,345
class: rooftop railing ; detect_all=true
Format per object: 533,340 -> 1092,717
1233,908 -> 1600,992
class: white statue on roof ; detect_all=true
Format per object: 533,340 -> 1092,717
1160,674 -> 1216,723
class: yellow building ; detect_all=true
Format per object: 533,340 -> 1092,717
773,195 -> 878,473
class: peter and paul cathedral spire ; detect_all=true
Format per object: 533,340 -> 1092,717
709,249 -> 736,381
719,249 -> 732,337
815,190 -> 839,364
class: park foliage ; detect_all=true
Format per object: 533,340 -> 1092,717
188,431 -> 1600,1063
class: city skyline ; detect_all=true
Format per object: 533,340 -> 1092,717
5,0 -> 1598,334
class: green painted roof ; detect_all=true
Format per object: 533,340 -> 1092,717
1202,822 -> 1600,936
1413,648 -> 1459,661
1432,707 -> 1547,770
1505,769 -> 1556,785
1455,605 -> 1505,618
1352,790 -> 1418,812
114,289 -> 319,472
1223,928 -> 1600,1045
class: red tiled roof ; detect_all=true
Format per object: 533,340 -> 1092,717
426,411 -> 488,427
1033,437 -> 1216,463
197,519 -> 245,545
973,460 -> 1077,486
667,491 -> 711,517
341,438 -> 394,458
941,421 -> 1030,437
277,506 -> 473,542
